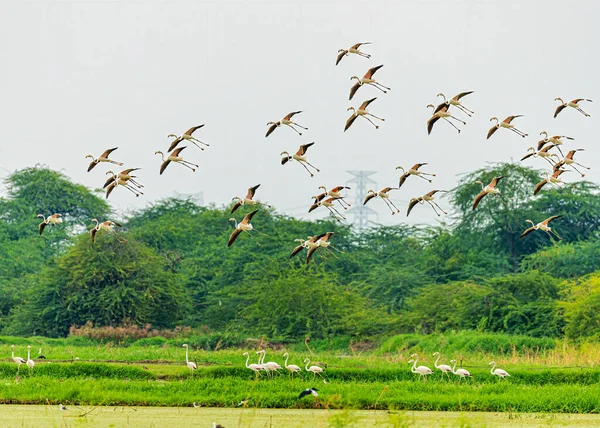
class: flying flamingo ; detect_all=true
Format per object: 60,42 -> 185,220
155,147 -> 199,174
289,234 -> 326,261
345,97 -> 385,131
242,352 -> 263,379
228,209 -> 262,247
308,197 -> 346,222
537,131 -> 573,156
104,171 -> 143,199
553,149 -> 589,177
26,346 -> 34,374
283,353 -> 302,378
305,232 -> 340,264
432,352 -> 453,380
408,353 -> 433,382
37,213 -> 62,235
407,190 -> 447,217
554,98 -> 592,118
103,168 -> 144,189
281,143 -> 320,177
437,91 -> 475,116
182,344 -> 197,376
520,215 -> 562,240
472,176 -> 508,210
319,186 -> 351,208
304,358 -> 325,380
336,42 -> 371,65
231,184 -> 271,214
426,104 -> 465,134
364,187 -> 401,215
85,148 -> 123,172
11,345 -> 25,373
520,145 -> 560,167
168,125 -> 210,151
349,65 -> 391,100
487,116 -> 528,139
449,360 -> 471,382
489,361 -> 510,380
90,218 -> 126,243
266,111 -> 307,137
396,163 -> 436,187
533,169 -> 568,195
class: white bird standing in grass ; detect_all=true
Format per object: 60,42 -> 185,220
408,353 -> 433,382
489,361 -> 510,380
304,358 -> 325,380
432,352 -> 453,380
449,359 -> 471,382
11,345 -> 26,373
26,346 -> 34,373
242,352 -> 262,378
182,344 -> 197,376
257,350 -> 282,377
283,352 -> 302,378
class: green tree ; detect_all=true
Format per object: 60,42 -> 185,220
560,272 -> 600,339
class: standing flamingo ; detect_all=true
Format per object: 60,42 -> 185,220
408,353 -> 433,382
489,361 -> 510,380
283,353 -> 302,378
449,360 -> 471,382
183,344 -> 197,376
11,345 -> 26,373
432,352 -> 453,380
304,358 -> 325,380
26,346 -> 35,374
242,352 -> 263,379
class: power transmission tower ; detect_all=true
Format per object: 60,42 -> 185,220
345,171 -> 378,231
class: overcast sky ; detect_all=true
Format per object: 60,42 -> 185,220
1,0 -> 597,227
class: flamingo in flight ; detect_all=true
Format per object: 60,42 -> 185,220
308,197 -> 346,222
155,147 -> 199,174
537,131 -> 574,156
533,169 -> 568,195
86,147 -> 123,172
407,190 -> 447,217
472,176 -> 508,210
520,145 -> 560,167
281,143 -> 320,177
437,91 -> 475,117
289,233 -> 325,260
266,111 -> 307,137
426,104 -> 465,134
90,219 -> 126,243
231,184 -> 271,214
345,97 -> 385,131
553,149 -> 589,177
318,185 -> 351,209
336,42 -> 371,65
168,125 -> 210,151
487,116 -> 528,139
364,187 -> 400,215
37,213 -> 62,235
349,65 -> 390,100
520,215 -> 562,240
554,98 -> 592,118
104,171 -> 143,199
397,163 -> 436,187
228,209 -> 261,247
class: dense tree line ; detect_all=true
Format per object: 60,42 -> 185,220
0,165 -> 598,339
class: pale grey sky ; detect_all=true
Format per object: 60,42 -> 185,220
1,0 -> 597,226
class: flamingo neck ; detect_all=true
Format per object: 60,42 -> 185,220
244,353 -> 250,368
185,347 -> 189,363
490,363 -> 496,374
434,354 -> 441,368
451,360 -> 457,374
284,354 -> 289,368
305,359 -> 310,370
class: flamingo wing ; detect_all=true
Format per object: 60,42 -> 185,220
227,228 -> 243,247
290,244 -> 305,258
168,136 -> 183,152
87,160 -> 98,172
427,115 -> 440,135
543,215 -> 562,225
265,122 -> 278,137
284,111 -> 302,120
100,147 -> 119,158
90,227 -> 98,243
453,91 -> 474,101
472,190 -> 487,210
171,146 -> 186,157
365,64 -> 384,78
349,82 -> 361,100
433,102 -> 448,114
487,126 -> 499,139
105,181 -> 117,199
306,246 -> 319,264
533,179 -> 548,195
398,173 -> 410,188
406,198 -> 420,217
351,42 -> 371,49
247,184 -> 260,199
519,226 -> 536,239
504,115 -> 523,124
185,124 -> 204,135
363,193 -> 376,205
308,202 -> 320,213
360,97 -> 377,110
490,176 -> 504,187
299,142 -> 315,155
335,50 -> 347,66
520,152 -> 535,161
537,139 -> 549,151
103,175 -> 117,189
553,104 -> 566,118
344,113 -> 358,132
230,200 -> 242,214
38,221 -> 47,235
243,209 -> 259,223
159,159 -> 171,175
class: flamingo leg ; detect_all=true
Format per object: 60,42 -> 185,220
456,104 -> 474,116
368,83 -> 387,93
575,107 -> 590,116
372,81 -> 391,91
568,164 -> 588,176
177,162 -> 196,171
442,118 -> 461,133
362,116 -> 380,128
290,121 -> 308,130
242,230 -> 262,247
367,113 -> 385,121
181,160 -> 199,168
325,206 -> 344,222
509,127 -> 528,137
335,199 -> 348,210
448,115 -> 466,125
303,161 -> 320,172
430,200 -> 447,215
122,184 -> 143,197
338,197 -> 351,208
188,141 -> 205,151
426,200 -> 442,216
381,198 -> 397,215
296,161 -> 315,177
415,174 -> 433,183
549,229 -> 563,240
191,137 -> 210,147
284,124 -> 303,135
330,206 -> 347,219
356,52 -> 371,58
128,179 -> 144,188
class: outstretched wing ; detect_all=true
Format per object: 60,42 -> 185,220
344,113 -> 358,132
543,215 -> 562,225
299,142 -> 315,155
349,82 -> 361,100
519,226 -> 536,239
38,221 -> 47,235
308,202 -> 320,213
360,97 -> 377,110
159,160 -> 171,175
100,147 -> 119,158
185,124 -> 204,135
533,179 -> 548,195
306,246 -> 319,264
230,200 -> 242,214
265,123 -> 278,137
87,160 -> 97,172
243,209 -> 259,223
406,198 -> 420,217
351,42 -> 371,49
227,228 -> 243,247
487,126 -> 498,139
284,111 -> 302,120
90,227 -> 98,243
105,181 -> 117,199
453,91 -> 474,101
103,175 -> 117,189
168,136 -> 183,152
520,152 -> 535,161
472,190 -> 487,210
246,184 -> 261,199
335,50 -> 347,66
505,115 -> 523,124
427,116 -> 440,135
290,244 -> 305,258
553,104 -> 566,118
363,193 -> 376,205
365,64 -> 384,78
398,173 -> 410,188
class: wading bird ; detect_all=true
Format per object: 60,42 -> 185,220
345,97 -> 385,131
167,125 -> 210,151
408,353 -> 433,382
520,145 -> 560,167
182,344 -> 197,376
520,215 -> 562,240
281,143 -> 320,177
228,209 -> 261,247
364,187 -> 400,215
37,213 -> 62,235
449,360 -> 471,382
155,147 -> 199,174
283,353 -> 302,378
242,352 -> 262,378
266,111 -> 307,137
304,359 -> 325,380
426,104 -> 465,134
104,171 -> 143,199
26,346 -> 34,373
308,197 -> 346,221
299,387 -> 318,399
397,163 -> 436,187
38,348 -> 46,359
290,234 -> 325,259
553,149 -> 589,177
319,186 -> 351,208
554,98 -> 592,118
407,190 -> 447,216
533,169 -> 568,195
473,177 -> 507,210
257,350 -> 282,377
59,404 -> 68,411
306,232 -> 339,264
86,148 -> 123,172
489,361 -> 510,380
90,219 -> 126,243
231,184 -> 271,214
432,352 -> 453,380
437,91 -> 475,116
103,168 -> 144,189
193,402 -> 201,408
487,116 -> 528,139
537,131 -> 574,156
349,65 -> 390,100
11,345 -> 25,373
336,42 -> 371,65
